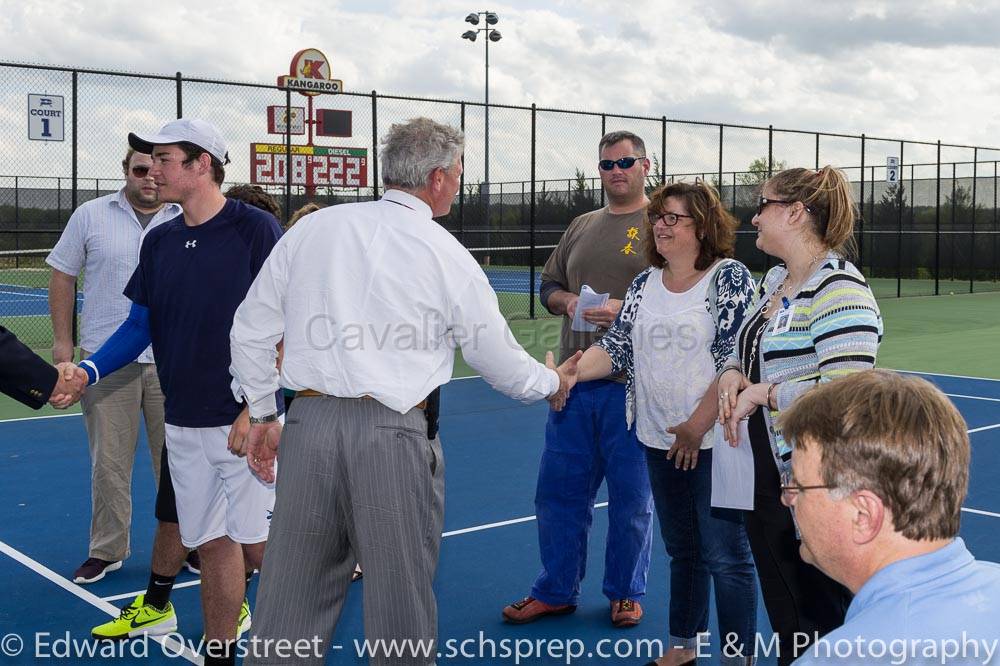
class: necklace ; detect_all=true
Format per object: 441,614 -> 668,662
761,251 -> 827,315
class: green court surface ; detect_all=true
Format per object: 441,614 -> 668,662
4,290 -> 1000,422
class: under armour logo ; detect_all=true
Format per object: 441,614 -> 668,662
185,240 -> 197,249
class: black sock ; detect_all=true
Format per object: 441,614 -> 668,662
144,572 -> 176,611
245,570 -> 253,595
203,643 -> 235,666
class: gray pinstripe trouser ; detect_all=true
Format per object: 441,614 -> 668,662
245,395 -> 445,666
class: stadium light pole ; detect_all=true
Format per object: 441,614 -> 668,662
462,11 -> 501,253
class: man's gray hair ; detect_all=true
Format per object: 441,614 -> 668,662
380,118 -> 465,190
599,130 -> 646,157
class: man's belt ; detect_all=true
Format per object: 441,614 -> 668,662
295,389 -> 427,411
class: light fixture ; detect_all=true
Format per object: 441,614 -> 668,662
462,30 -> 478,41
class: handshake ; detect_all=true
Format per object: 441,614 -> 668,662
49,362 -> 89,409
545,350 -> 583,412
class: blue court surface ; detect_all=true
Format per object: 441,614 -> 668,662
0,283 -> 83,317
1,371 -> 998,665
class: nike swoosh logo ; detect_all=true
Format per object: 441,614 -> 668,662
131,616 -> 163,629
153,581 -> 173,587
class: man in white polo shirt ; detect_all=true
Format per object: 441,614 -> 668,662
47,148 -> 181,584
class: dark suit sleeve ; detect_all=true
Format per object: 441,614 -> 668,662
0,325 -> 59,409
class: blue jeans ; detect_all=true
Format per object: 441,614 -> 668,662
531,380 -> 653,605
646,447 -> 757,664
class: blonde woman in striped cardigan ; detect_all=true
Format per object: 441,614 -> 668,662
717,166 -> 883,665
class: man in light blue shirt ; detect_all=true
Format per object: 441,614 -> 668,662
47,147 -> 181,584
778,370 -> 1000,665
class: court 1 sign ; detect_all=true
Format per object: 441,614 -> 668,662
251,143 -> 367,187
886,156 -> 900,184
28,94 -> 65,141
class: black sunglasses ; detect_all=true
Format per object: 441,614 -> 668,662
598,156 -> 644,171
130,165 -> 151,178
757,196 -> 815,217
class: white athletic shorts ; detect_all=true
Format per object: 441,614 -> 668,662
164,422 -> 278,548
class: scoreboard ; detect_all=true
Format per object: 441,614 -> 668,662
251,143 -> 368,188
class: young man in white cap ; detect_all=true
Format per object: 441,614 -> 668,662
66,118 -> 283,666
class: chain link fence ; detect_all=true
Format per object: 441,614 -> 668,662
3,60 -> 1000,348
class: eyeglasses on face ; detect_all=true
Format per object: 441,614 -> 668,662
757,196 -> 815,217
599,156 -> 644,171
130,165 -> 151,178
779,468 -> 836,501
651,211 -> 694,226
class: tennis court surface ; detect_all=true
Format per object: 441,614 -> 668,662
1,368 -> 998,665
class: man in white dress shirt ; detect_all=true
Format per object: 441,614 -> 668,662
231,117 -> 576,665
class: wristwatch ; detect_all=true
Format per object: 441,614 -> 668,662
249,413 -> 280,425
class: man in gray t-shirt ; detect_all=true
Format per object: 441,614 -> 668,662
503,131 -> 654,627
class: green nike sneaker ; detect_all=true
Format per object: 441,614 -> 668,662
238,598 -> 252,637
92,594 -> 177,640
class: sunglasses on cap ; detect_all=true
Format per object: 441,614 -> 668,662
598,156 -> 645,171
130,165 -> 151,178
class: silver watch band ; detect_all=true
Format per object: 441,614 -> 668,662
249,413 -> 279,425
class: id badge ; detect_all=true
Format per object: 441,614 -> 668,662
771,307 -> 794,334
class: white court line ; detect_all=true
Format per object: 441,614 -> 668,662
962,507 -> 1000,519
0,412 -> 82,424
0,538 -> 201,665
442,501 -> 609,538
968,423 -> 1000,435
102,578 -> 202,603
946,393 -> 1000,403
895,369 -> 1000,383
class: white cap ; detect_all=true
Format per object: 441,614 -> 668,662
128,118 -> 230,164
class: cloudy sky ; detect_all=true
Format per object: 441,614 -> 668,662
1,0 -> 996,182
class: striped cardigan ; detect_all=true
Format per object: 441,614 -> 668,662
722,254 -> 883,468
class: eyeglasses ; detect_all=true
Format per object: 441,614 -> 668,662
780,468 -> 836,501
599,156 -> 645,171
651,212 -> 694,226
130,165 -> 151,178
757,196 -> 815,217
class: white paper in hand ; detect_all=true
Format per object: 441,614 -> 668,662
571,284 -> 609,332
710,421 -> 755,510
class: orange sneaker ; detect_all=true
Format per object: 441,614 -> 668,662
611,598 -> 643,627
502,596 -> 576,624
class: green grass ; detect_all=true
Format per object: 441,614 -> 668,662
4,290 -> 1000,422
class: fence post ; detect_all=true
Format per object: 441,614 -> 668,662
859,134 -> 865,273
459,102 -> 465,244
767,125 -> 773,176
935,140 -> 941,295
371,91 -> 379,201
971,147 -> 978,293
71,71 -> 78,212
995,161 -> 998,283
661,116 -> 667,184
815,133 -> 820,169
284,88 -> 292,226
13,177 -> 19,264
600,114 -> 607,207
897,142 -> 904,298
717,125 -> 723,189
72,69 -> 79,349
951,162 -> 957,283
530,103 -> 537,320
175,71 -> 182,118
